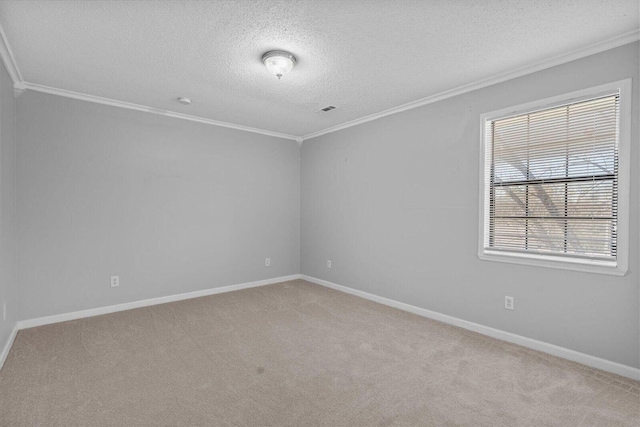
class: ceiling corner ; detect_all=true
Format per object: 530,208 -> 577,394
0,22 -> 23,84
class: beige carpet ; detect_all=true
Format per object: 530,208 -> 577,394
0,280 -> 638,426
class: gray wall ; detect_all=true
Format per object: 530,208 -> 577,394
17,92 -> 300,319
9,41 -> 639,370
0,59 -> 18,354
301,42 -> 640,368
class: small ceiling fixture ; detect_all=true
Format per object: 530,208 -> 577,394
262,50 -> 297,80
177,97 -> 191,105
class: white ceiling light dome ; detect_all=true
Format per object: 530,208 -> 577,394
262,50 -> 297,80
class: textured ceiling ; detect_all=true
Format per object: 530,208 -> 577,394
0,0 -> 638,138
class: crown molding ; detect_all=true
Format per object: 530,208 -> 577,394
302,29 -> 640,141
1,22 -> 298,141
0,22 -> 22,84
20,82 -> 299,141
13,81 -> 25,97
3,17 -> 637,143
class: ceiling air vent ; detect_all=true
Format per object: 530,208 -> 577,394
317,105 -> 337,113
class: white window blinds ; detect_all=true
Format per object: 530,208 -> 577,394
484,93 -> 620,262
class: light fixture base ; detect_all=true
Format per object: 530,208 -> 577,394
262,50 -> 297,79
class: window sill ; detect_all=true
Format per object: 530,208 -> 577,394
478,250 -> 627,276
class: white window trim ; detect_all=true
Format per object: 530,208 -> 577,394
478,79 -> 631,276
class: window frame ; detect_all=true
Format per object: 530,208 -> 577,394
478,79 -> 631,276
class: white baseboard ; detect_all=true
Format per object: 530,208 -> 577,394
8,273 -> 638,381
18,274 -> 302,330
301,275 -> 640,381
0,323 -> 19,370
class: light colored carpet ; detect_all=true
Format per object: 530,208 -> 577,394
0,279 -> 638,426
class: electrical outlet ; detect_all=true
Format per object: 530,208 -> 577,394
265,258 -> 271,267
2,303 -> 6,321
327,260 -> 332,269
505,296 -> 514,310
111,275 -> 120,287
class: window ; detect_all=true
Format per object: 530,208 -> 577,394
479,80 -> 631,275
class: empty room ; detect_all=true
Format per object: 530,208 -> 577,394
0,0 -> 638,425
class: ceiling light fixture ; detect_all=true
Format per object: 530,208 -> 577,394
177,97 -> 191,105
261,50 -> 297,80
